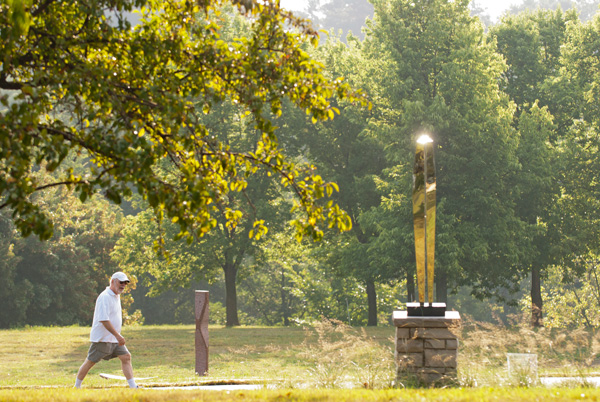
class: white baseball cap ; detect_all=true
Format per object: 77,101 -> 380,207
111,272 -> 130,283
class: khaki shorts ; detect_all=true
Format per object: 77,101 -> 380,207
87,342 -> 130,363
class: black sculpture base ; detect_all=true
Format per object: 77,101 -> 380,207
406,302 -> 446,317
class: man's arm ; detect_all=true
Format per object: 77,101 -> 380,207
100,320 -> 126,345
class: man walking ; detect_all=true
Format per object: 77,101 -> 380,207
75,272 -> 138,388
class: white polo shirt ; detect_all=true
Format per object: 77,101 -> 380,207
89,287 -> 122,343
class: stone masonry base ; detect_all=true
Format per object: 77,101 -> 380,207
393,310 -> 461,385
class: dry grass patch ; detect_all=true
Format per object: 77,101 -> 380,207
300,320 -> 395,389
457,315 -> 600,386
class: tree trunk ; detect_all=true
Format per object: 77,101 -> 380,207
224,263 -> 240,327
435,267 -> 447,303
531,265 -> 543,327
281,268 -> 289,326
407,270 -> 415,302
351,218 -> 378,325
366,279 -> 377,326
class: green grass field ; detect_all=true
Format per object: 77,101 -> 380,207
3,388 -> 600,402
0,325 -> 329,388
3,322 -> 600,401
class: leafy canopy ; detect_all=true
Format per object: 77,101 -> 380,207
365,0 -> 523,298
0,0 -> 367,242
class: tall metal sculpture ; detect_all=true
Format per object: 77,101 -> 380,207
408,134 -> 445,316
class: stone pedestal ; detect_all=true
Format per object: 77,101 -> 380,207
393,310 -> 461,385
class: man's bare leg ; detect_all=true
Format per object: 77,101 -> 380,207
119,354 -> 137,388
75,359 -> 96,388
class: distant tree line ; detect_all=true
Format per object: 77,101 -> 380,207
2,0 -> 600,329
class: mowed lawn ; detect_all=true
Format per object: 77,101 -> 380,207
3,324 -> 600,401
0,324 -> 395,388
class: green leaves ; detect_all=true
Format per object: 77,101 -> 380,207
364,0 -> 525,298
1,0 -> 32,39
0,0 -> 359,243
248,219 -> 268,240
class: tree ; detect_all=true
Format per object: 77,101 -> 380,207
0,211 -> 23,327
275,34 -> 390,325
491,9 -> 574,111
527,255 -> 600,328
514,104 -> 557,326
1,0 -> 365,246
364,0 -> 524,303
494,10 -> 600,326
111,87 -> 300,326
555,11 -> 600,130
550,118 -> 600,290
303,0 -> 374,41
469,1 -> 493,28
112,167 -> 291,327
0,164 -> 125,328
489,10 -> 574,326
508,0 -> 600,22
236,229 -> 317,325
111,208 -> 223,315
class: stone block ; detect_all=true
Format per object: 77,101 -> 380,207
446,339 -> 459,349
396,370 -> 454,387
416,372 -> 445,384
424,339 -> 445,349
396,327 -> 410,339
415,368 -> 445,375
411,327 -> 458,339
424,349 -> 457,368
417,371 -> 458,385
397,339 -> 424,353
396,352 -> 424,368
398,366 -> 420,374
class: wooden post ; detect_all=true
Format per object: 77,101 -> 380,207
195,290 -> 209,376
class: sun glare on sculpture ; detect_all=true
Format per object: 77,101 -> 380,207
417,134 -> 433,144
